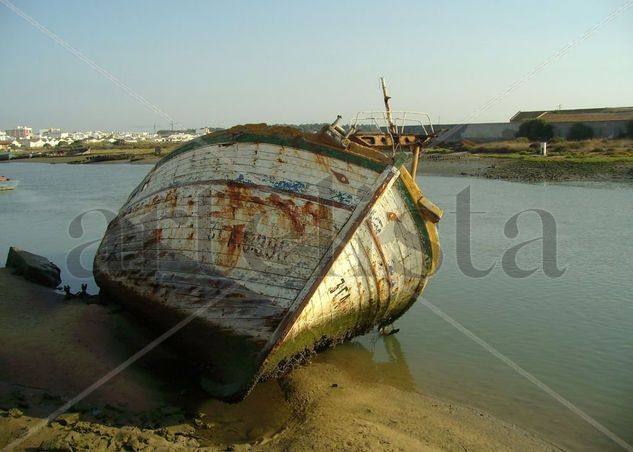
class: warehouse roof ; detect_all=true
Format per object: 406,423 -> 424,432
510,107 -> 633,123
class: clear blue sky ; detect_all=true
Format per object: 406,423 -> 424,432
1,0 -> 631,132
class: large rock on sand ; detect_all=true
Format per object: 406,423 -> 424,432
6,247 -> 61,288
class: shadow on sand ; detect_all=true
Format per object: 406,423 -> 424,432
0,268 -> 417,448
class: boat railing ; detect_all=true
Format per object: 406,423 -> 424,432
350,111 -> 435,136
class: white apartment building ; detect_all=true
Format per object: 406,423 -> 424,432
39,128 -> 69,139
19,138 -> 46,148
6,126 -> 32,139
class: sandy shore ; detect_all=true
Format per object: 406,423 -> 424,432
0,267 -> 560,451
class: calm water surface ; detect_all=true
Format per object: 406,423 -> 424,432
1,163 -> 631,450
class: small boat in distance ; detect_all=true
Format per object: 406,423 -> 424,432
0,176 -> 18,191
94,79 -> 443,401
0,151 -> 12,161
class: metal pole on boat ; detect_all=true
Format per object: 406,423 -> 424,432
411,145 -> 420,175
380,77 -> 398,137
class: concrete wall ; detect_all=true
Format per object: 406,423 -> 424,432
429,122 -> 520,142
408,120 -> 630,142
552,121 -> 629,139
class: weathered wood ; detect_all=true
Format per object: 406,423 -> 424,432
94,125 -> 441,401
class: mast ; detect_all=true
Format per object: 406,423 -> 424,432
380,77 -> 398,137
342,78 -> 436,173
381,77 -> 420,174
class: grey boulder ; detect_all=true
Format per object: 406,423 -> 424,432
6,247 -> 62,288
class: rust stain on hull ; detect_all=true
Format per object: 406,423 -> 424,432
268,193 -> 305,236
222,224 -> 245,268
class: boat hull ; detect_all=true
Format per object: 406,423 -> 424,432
94,125 -> 440,400
0,180 -> 18,191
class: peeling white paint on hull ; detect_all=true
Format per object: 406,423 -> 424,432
94,125 -> 441,401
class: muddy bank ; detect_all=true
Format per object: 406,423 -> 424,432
418,157 -> 497,178
0,155 -> 160,165
419,155 -> 633,183
483,159 -> 633,182
0,268 -> 559,450
7,153 -> 633,184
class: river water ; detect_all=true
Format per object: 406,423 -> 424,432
0,163 -> 631,450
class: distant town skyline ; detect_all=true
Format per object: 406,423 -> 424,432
1,0 -> 632,132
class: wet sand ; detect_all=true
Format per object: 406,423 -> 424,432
0,267 -> 561,450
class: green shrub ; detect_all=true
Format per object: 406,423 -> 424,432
567,123 -> 594,140
517,119 -> 554,141
426,147 -> 451,154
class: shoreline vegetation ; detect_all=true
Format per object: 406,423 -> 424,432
2,137 -> 633,183
0,267 -> 560,451
421,137 -> 633,183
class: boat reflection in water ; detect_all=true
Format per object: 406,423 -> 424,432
316,333 -> 416,392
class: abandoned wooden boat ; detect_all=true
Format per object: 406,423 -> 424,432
94,81 -> 443,401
